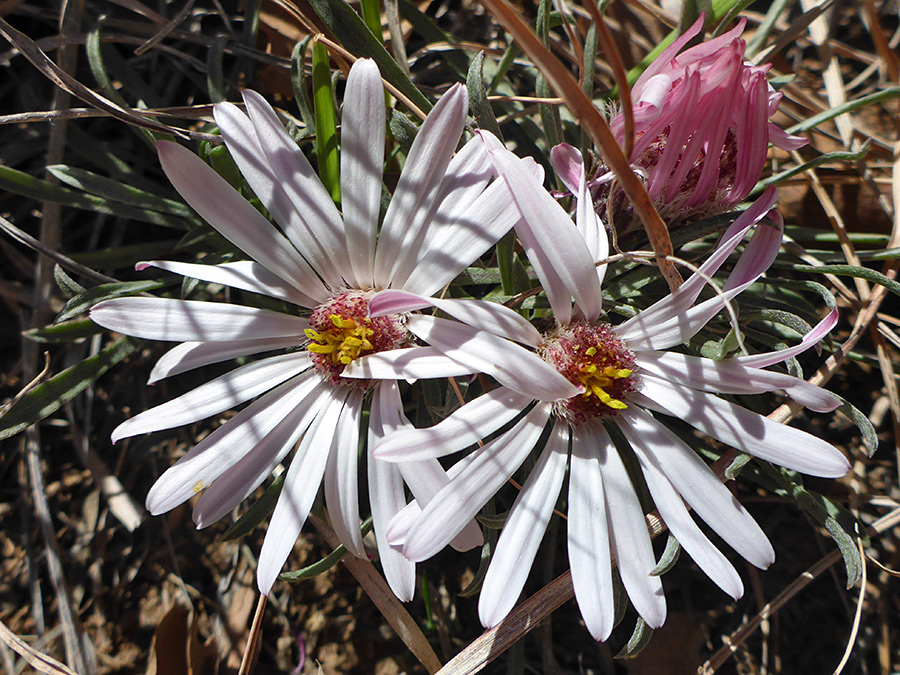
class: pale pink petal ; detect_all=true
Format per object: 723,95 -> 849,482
137,260 -> 315,307
340,59 -> 385,287
374,84 -> 468,287
156,140 -> 327,301
324,390 -> 365,557
146,370 -> 324,515
369,289 -> 541,346
548,143 -> 583,195
342,346 -> 479,381
406,315 -> 578,401
91,298 -> 309,342
618,407 -> 774,568
636,375 -> 851,478
256,391 -> 345,594
574,152 -> 609,291
567,422 -> 615,641
479,420 -> 568,628
400,405 -> 552,561
149,337 -> 297,383
112,353 -> 311,442
373,387 -> 533,461
735,308 -> 838,369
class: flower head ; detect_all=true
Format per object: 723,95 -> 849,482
360,142 -> 848,640
578,18 -> 807,228
88,58 -> 530,598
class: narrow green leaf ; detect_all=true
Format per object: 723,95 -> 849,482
24,318 -> 104,344
54,265 -> 86,298
650,535 -> 681,576
220,473 -> 285,541
291,37 -> 317,130
207,35 -> 228,103
838,398 -> 878,458
616,617 -> 653,657
785,263 -> 900,299
467,51 -> 502,139
313,41 -> 341,204
57,280 -> 167,323
787,89 -> 900,135
360,0 -> 383,39
389,108 -> 418,152
279,517 -> 374,581
0,338 -> 137,441
753,144 -> 870,194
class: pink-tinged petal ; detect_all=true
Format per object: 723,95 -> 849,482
374,84 -> 468,287
735,308 -> 838,369
549,143 -> 583,196
324,390 -> 365,557
341,59 -> 385,287
146,370 -> 324,515
137,260 -> 315,307
568,423 -> 615,641
192,382 -> 332,528
113,353 -> 311,442
369,289 -> 541,347
631,16 -> 705,96
342,346 -> 479,381
636,375 -> 851,478
618,407 -> 774,568
768,124 -> 808,150
406,315 -> 578,401
240,90 -> 349,287
156,140 -> 328,302
636,350 -> 841,412
91,297 -> 308,342
593,421 -> 666,629
487,144 -> 603,323
479,420 -> 568,628
400,405 -> 552,561
616,188 -> 777,342
374,387 -> 533,462
574,152 -> 609,291
148,337 -> 297,383
256,391 -> 345,594
728,74 -> 769,206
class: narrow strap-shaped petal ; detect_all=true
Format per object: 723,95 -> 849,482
137,260 -> 315,307
146,370 -> 324,515
479,420 -> 568,628
369,289 -> 542,346
617,407 -> 774,568
575,152 -> 609,292
734,308 -> 838,369
91,297 -> 309,342
156,140 -> 327,302
112,352 -> 311,442
635,375 -> 850,477
148,336 -> 298,383
342,346 -> 479,381
405,315 -> 579,401
400,405 -> 551,561
192,382 -> 333,529
548,143 -> 582,196
592,421 -> 667,629
241,90 -> 349,288
256,390 -> 345,593
373,387 -> 533,461
630,16 -> 705,96
374,84 -> 468,287
341,59 -> 385,287
636,350 -> 841,412
324,390 -> 365,557
568,422 -> 615,641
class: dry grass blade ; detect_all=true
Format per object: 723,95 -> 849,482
0,619 -> 79,675
477,0 -> 683,292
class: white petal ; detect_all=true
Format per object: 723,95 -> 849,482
479,420 -> 568,628
342,346 -> 479,381
373,387 -> 533,461
241,90 -> 349,287
636,375 -> 850,478
324,390 -> 366,557
734,308 -> 838,369
91,297 -> 308,342
156,140 -> 327,301
567,422 -> 615,641
256,391 -> 345,594
374,84 -> 468,287
575,154 -> 608,290
341,59 -> 385,287
113,353 -> 311,442
138,260 -> 315,307
618,407 -> 774,568
145,371 -> 324,515
148,337 -> 297,383
636,351 -> 841,412
369,289 -> 542,346
401,405 -> 551,561
406,315 -> 578,401
593,422 -> 667,629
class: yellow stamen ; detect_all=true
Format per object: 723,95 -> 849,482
577,362 -> 632,410
306,314 -> 375,366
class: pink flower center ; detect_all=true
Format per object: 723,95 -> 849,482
304,290 -> 408,387
541,322 -> 637,424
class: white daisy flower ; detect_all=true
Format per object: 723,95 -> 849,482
356,142 -> 850,639
88,58 -> 532,598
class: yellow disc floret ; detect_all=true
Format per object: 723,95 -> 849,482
305,314 -> 375,366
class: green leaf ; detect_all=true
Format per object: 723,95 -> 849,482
389,108 -> 418,152
787,88 -> 900,135
54,265 -> 86,298
207,35 -> 228,103
279,517 -> 374,581
56,280 -> 167,323
290,37 -> 317,130
220,473 -> 285,541
753,144 -> 870,194
24,318 -> 105,343
785,263 -> 900,299
458,538 -> 494,598
616,617 -> 653,657
0,338 -> 137,442
312,41 -> 341,204
467,51 -> 502,139
837,398 -> 878,458
650,535 -> 682,576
